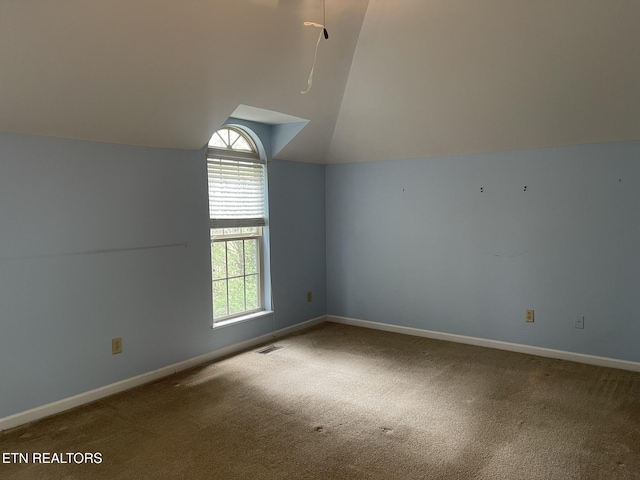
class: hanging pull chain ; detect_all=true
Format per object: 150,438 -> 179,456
323,0 -> 328,39
301,0 -> 329,94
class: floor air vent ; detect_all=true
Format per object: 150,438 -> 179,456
256,345 -> 282,354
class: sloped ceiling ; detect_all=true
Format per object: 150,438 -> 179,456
329,0 -> 640,163
0,0 -> 368,163
1,1 -> 640,164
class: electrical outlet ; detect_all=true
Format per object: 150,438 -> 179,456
112,337 -> 122,354
525,310 -> 534,322
575,316 -> 585,329
306,291 -> 312,302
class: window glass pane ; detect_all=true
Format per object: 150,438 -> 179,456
213,280 -> 228,318
244,239 -> 258,275
227,240 -> 244,277
208,127 -> 256,152
209,132 -> 226,148
246,274 -> 259,310
223,228 -> 242,235
233,137 -> 253,151
228,277 -> 245,315
241,227 -> 259,234
212,242 -> 227,280
228,130 -> 240,147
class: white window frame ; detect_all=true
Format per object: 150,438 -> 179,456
207,127 -> 268,325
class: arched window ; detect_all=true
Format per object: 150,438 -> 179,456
208,126 -> 257,153
207,126 -> 267,324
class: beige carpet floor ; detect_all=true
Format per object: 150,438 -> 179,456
1,322 -> 639,479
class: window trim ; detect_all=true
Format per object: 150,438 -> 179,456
211,309 -> 274,330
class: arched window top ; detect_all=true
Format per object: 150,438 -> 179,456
207,126 -> 261,162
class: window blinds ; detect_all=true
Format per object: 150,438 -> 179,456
207,157 -> 266,228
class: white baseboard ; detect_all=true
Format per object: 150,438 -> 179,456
0,315 -> 326,432
6,313 -> 636,432
327,315 -> 640,373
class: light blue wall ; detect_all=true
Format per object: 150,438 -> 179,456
0,131 -> 326,419
326,142 -> 640,363
269,159 -> 327,329
3,128 -> 637,419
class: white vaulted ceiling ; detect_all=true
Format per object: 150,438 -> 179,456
0,0 -> 368,163
328,0 -> 640,163
1,1 -> 640,164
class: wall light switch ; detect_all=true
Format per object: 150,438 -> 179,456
526,310 -> 534,322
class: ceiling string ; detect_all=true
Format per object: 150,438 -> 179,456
323,0 -> 328,39
301,0 -> 328,94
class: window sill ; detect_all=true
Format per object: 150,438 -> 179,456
212,310 -> 274,330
